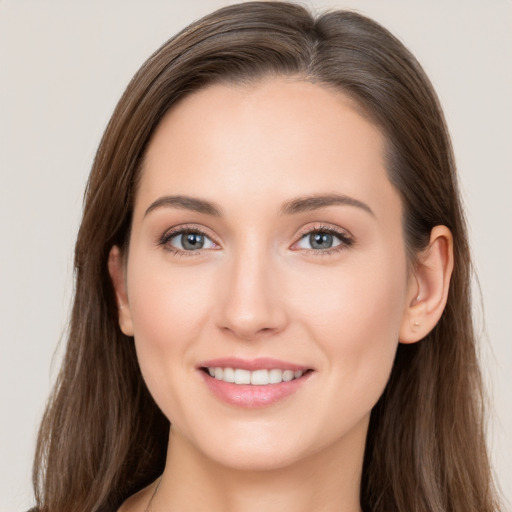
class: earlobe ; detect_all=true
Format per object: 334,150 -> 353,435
107,246 -> 134,337
399,225 -> 454,344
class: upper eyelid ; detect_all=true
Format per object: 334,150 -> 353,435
294,223 -> 353,240
161,224 -> 218,241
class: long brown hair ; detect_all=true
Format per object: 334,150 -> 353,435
32,3 -> 500,511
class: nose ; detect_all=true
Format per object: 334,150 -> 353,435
215,247 -> 288,341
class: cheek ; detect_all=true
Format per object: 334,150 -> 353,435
290,251 -> 408,395
125,254 -> 215,416
127,254 -> 213,347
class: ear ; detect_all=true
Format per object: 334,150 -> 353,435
108,246 -> 134,336
399,225 -> 454,344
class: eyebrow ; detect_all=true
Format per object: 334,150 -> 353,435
144,195 -> 223,217
144,193 -> 374,218
280,194 -> 374,217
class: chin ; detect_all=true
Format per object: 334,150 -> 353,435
185,418 -> 350,474
205,444 -> 309,473
178,422 -> 315,473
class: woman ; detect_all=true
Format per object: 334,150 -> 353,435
30,2 -> 501,511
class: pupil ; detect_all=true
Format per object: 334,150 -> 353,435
310,232 -> 333,249
182,233 -> 204,250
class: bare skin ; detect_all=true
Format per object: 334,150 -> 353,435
113,78 -> 453,512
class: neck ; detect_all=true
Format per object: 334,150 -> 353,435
152,421 -> 367,512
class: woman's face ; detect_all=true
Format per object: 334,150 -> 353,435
115,78 -> 415,471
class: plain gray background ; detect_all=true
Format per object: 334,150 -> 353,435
1,1 -> 510,510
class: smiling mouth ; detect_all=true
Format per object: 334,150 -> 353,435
201,367 -> 313,385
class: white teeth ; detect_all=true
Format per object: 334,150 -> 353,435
207,367 -> 306,385
250,369 -> 268,385
282,370 -> 294,382
223,367 -> 235,383
234,369 -> 251,384
269,369 -> 283,384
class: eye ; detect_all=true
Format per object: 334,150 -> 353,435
292,227 -> 353,252
297,231 -> 340,250
162,229 -> 218,252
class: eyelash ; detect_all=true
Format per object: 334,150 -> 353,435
293,224 -> 354,255
158,224 -> 218,257
158,223 -> 354,257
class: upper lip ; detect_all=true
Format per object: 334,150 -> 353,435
198,357 -> 311,372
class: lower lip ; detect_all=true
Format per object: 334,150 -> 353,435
199,371 -> 312,408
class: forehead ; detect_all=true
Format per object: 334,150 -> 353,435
137,77 -> 397,219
